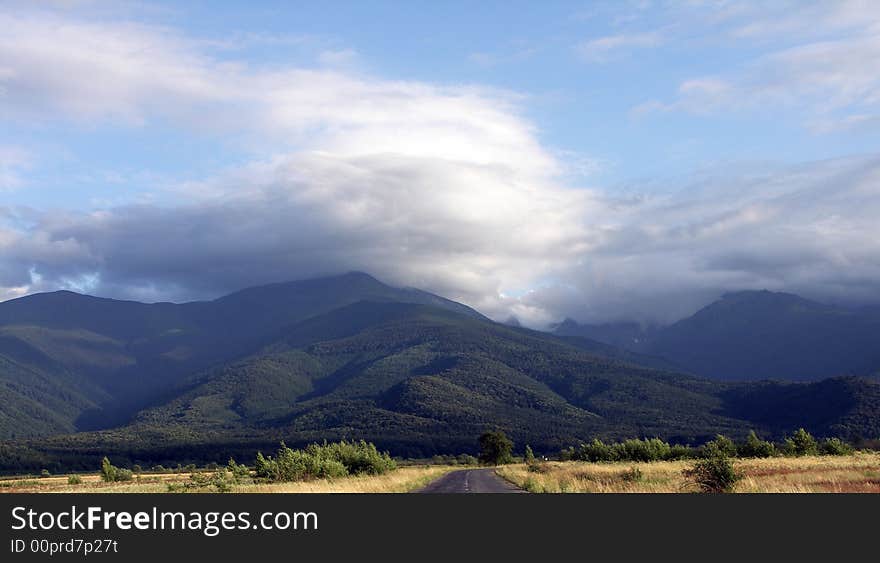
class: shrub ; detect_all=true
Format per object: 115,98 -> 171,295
524,445 -> 536,465
227,457 -> 251,479
621,466 -> 643,482
683,456 -> 741,493
67,474 -> 82,485
566,438 -> 691,462
702,435 -> 737,458
527,462 -> 551,473
316,440 -> 396,475
575,439 -> 617,462
783,428 -> 818,457
132,464 -> 143,474
522,477 -> 542,493
613,438 -> 672,462
254,441 -> 395,483
39,469 -> 51,478
169,467 -> 244,493
667,444 -> 696,460
100,457 -> 133,483
478,431 -> 514,465
738,431 -> 776,458
819,437 -> 853,456
456,454 -> 478,466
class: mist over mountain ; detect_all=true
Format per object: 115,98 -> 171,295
1,273 -> 878,470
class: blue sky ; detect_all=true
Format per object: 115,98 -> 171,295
2,1 -> 880,325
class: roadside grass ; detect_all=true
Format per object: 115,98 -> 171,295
0,465 -> 458,494
496,451 -> 880,493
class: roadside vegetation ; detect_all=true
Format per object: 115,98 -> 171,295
498,452 -> 880,493
2,430 -> 877,494
501,428 -> 878,493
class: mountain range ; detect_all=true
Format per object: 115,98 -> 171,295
1,273 -> 878,470
554,290 -> 880,381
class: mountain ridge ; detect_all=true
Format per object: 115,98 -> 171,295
1,278 -> 879,470
555,289 -> 880,381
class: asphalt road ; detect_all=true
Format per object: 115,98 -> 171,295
418,468 -> 526,493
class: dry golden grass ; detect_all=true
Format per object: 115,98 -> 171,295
495,452 -> 880,493
0,465 -> 458,494
232,465 -> 456,493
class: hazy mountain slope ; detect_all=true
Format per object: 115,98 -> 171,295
556,291 -> 880,381
651,291 -> 880,380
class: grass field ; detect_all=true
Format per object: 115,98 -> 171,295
496,452 -> 880,493
0,465 -> 457,494
5,454 -> 879,493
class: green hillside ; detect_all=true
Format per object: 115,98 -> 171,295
0,272 -> 489,438
1,276 -> 879,471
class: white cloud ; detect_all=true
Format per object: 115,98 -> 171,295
3,7 -> 880,330
520,154 -> 880,324
576,32 -> 663,63
0,146 -> 32,191
316,48 -> 360,68
632,2 -> 880,130
0,9 -> 592,323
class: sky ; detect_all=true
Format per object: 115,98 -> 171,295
2,0 -> 880,327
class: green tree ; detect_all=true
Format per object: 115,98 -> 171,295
738,431 -> 776,458
702,434 -> 737,458
100,457 -> 132,482
478,431 -> 514,465
819,437 -> 853,456
784,428 -> 818,456
524,445 -> 536,464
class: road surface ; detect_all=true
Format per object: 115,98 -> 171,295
418,468 -> 526,493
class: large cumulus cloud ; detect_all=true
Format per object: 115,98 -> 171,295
2,8 -> 880,327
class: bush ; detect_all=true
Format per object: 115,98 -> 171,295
575,439 -> 617,462
621,466 -> 643,482
683,456 -> 741,493
566,438 -> 692,462
100,457 -> 133,483
40,469 -> 51,478
667,444 -> 696,460
701,435 -> 737,458
783,428 -> 818,457
738,431 -> 776,458
614,438 -> 672,462
524,445 -> 536,465
819,437 -> 853,456
522,477 -> 542,493
478,431 -> 514,465
67,474 -> 82,485
316,440 -> 396,475
254,441 -> 395,483
227,457 -> 251,479
456,454 -> 478,466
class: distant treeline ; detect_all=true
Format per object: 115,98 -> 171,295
0,429 -> 876,474
560,429 -> 857,463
